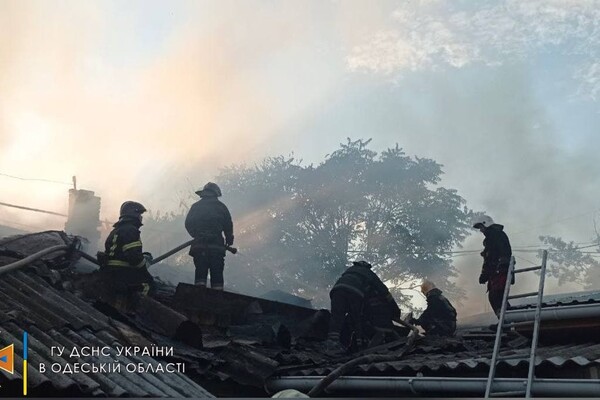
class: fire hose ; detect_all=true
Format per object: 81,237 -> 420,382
0,240 -> 237,274
307,319 -> 420,397
0,245 -> 70,276
148,239 -> 237,267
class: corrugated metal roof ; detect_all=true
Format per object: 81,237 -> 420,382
0,232 -> 213,397
510,290 -> 600,310
0,271 -> 213,397
279,342 -> 600,377
4,230 -> 600,396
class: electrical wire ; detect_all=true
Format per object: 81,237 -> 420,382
0,201 -> 67,217
514,254 -> 539,266
0,218 -> 49,232
2,185 -> 599,259
0,172 -> 72,186
510,208 -> 600,237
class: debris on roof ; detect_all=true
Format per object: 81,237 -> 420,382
259,290 -> 313,309
1,230 -> 600,397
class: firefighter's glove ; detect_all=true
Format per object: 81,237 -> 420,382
478,273 -> 488,284
226,235 -> 234,246
143,252 -> 153,263
96,251 -> 108,268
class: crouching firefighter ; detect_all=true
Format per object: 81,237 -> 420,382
185,182 -> 234,290
326,261 -> 400,352
101,201 -> 154,298
364,286 -> 402,348
411,280 -> 457,337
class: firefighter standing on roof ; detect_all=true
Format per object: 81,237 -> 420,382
185,182 -> 234,290
473,215 -> 513,316
103,201 -> 154,295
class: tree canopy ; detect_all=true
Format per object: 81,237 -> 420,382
537,235 -> 600,288
213,138 -> 473,305
142,139 -> 600,309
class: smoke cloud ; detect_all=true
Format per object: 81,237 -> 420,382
2,1 -> 599,318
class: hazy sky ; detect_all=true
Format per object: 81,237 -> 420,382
2,0 -> 600,314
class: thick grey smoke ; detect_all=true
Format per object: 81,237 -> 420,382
271,64 -> 600,316
2,0 -> 599,318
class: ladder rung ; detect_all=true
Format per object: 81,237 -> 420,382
492,325 -> 512,333
503,320 -> 533,327
495,354 -> 527,361
508,291 -> 539,300
514,265 -> 542,273
490,390 -> 527,397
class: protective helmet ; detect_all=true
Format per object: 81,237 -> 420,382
119,201 -> 147,218
472,215 -> 494,229
352,260 -> 372,269
421,279 -> 436,295
196,182 -> 222,197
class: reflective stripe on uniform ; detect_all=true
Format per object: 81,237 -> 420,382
107,260 -> 131,267
107,259 -> 147,268
122,240 -> 143,251
109,234 -> 119,256
141,283 -> 150,296
134,258 -> 147,268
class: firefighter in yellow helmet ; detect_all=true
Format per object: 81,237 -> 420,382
411,280 -> 457,336
103,201 -> 154,296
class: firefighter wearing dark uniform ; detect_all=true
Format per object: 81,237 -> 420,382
103,201 -> 154,296
364,289 -> 402,347
185,182 -> 234,290
327,261 -> 400,351
412,280 -> 457,337
473,215 -> 513,316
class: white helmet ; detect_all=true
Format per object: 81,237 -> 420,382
421,279 -> 436,295
472,215 -> 494,229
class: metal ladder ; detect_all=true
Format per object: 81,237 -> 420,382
484,250 -> 549,398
